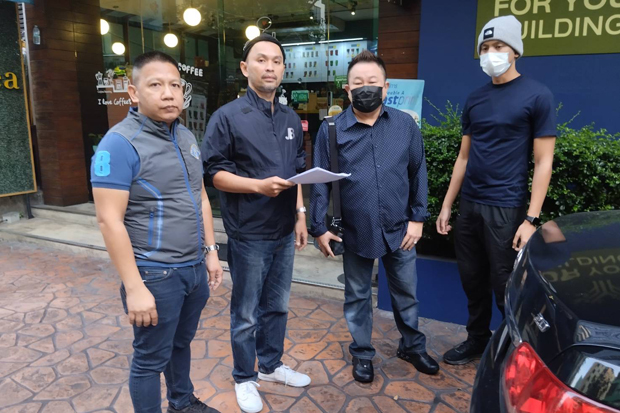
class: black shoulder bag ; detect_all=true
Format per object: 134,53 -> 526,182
325,117 -> 345,256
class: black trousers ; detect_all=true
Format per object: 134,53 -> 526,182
454,199 -> 526,340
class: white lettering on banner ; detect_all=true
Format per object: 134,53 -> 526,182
497,0 -> 620,15
585,16 -> 604,35
607,14 -> 620,34
567,0 -> 577,11
178,63 -> 204,77
495,0 -> 551,15
513,0 -> 532,16
520,14 -> 620,38
98,97 -> 132,106
496,0 -> 510,15
585,0 -> 607,10
555,18 -> 573,37
535,0 -> 552,13
95,70 -> 133,106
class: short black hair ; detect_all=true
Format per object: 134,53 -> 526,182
242,34 -> 286,63
132,51 -> 179,81
347,50 -> 387,82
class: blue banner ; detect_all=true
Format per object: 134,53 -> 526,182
384,79 -> 425,126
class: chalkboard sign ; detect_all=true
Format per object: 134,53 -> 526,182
0,2 -> 36,198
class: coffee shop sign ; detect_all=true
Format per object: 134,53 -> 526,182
178,63 -> 204,77
95,70 -> 132,106
0,72 -> 20,89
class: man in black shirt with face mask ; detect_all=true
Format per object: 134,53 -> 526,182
309,51 -> 438,383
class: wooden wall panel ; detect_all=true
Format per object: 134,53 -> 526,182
25,0 -> 108,206
377,0 -> 422,79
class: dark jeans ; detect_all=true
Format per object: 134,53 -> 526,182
228,232 -> 295,383
343,247 -> 427,360
454,199 -> 526,340
120,261 -> 209,413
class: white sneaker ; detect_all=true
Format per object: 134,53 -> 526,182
258,365 -> 312,387
235,381 -> 263,413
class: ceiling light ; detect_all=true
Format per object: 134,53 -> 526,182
348,0 -> 358,16
245,25 -> 261,40
183,7 -> 201,26
164,33 -> 178,48
100,19 -> 109,35
112,42 -> 125,55
281,41 -> 317,46
318,37 -> 364,44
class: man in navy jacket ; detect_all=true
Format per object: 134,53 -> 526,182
202,34 -> 310,413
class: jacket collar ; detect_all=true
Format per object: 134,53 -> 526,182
243,86 -> 281,116
128,107 -> 179,139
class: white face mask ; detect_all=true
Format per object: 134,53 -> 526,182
480,52 -> 512,78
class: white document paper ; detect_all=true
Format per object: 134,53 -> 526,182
287,167 -> 350,185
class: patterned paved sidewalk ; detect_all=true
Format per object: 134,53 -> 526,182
0,241 -> 477,413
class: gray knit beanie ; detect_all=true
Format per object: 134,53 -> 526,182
478,15 -> 524,58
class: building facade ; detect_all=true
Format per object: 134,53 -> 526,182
1,0 -> 618,212
4,0 -> 420,211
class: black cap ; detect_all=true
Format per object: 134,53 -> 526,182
242,33 -> 286,63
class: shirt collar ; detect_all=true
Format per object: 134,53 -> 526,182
128,107 -> 179,139
244,86 -> 280,116
342,105 -> 389,130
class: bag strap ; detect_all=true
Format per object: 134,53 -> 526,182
326,117 -> 342,224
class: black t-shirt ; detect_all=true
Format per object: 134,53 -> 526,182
461,76 -> 557,208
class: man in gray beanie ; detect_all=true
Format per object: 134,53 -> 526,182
436,15 -> 557,365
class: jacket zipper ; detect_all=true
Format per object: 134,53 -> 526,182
169,126 -> 204,258
147,207 -> 155,246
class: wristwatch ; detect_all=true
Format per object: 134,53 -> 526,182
296,207 -> 307,214
525,215 -> 541,227
204,244 -> 220,254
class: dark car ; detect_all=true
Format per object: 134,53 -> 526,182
471,211 -> 620,413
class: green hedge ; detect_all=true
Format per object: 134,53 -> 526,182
421,102 -> 620,240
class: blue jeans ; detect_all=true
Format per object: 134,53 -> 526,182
228,232 -> 295,383
120,261 -> 209,413
343,247 -> 427,359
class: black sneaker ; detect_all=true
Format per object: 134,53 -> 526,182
167,395 -> 220,413
443,338 -> 488,365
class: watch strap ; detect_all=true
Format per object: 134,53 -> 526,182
525,215 -> 541,226
204,244 -> 219,253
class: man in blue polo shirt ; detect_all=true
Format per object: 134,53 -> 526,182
202,34 -> 310,413
436,15 -> 556,365
92,51 -> 223,413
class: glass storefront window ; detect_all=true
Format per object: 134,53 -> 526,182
97,0 -> 378,246
98,0 -> 378,212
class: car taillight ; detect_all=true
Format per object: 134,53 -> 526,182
503,342 -> 620,413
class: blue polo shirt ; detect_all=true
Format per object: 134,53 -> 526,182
461,75 -> 557,208
90,109 -> 206,266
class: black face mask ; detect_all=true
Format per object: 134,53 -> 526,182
351,86 -> 383,113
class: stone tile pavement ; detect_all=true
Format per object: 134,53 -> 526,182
0,241 -> 478,413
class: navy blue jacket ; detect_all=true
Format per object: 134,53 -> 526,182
202,87 -> 305,240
